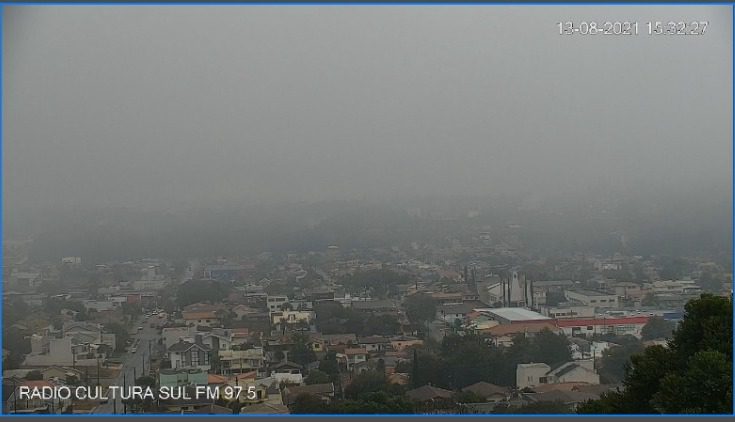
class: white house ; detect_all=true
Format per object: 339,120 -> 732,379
167,338 -> 212,371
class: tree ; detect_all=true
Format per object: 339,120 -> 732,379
135,375 -> 156,388
641,293 -> 657,307
3,297 -> 29,326
404,294 -> 437,325
343,370 -> 399,400
641,317 -> 675,340
103,322 -> 130,352
652,350 -> 732,413
339,269 -> 409,299
362,315 -> 400,336
305,369 -> 331,385
499,401 -> 572,414
314,301 -> 365,335
125,376 -> 157,412
331,392 -> 413,414
529,328 -> 571,365
410,349 -> 447,388
670,294 -> 732,363
657,257 -> 689,281
86,274 -> 101,299
453,391 -> 486,404
121,302 -> 143,318
176,279 -> 232,308
578,294 -> 732,414
25,370 -> 43,380
290,333 -> 317,366
291,393 -> 330,414
698,271 -> 724,293
597,336 -> 644,384
319,352 -> 340,383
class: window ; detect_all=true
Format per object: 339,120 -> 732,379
191,352 -> 199,366
587,326 -> 594,330
539,377 -> 548,384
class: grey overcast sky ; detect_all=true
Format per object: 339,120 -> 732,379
3,6 -> 732,215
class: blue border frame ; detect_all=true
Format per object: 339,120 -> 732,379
0,2 -> 708,5
0,2 -> 733,417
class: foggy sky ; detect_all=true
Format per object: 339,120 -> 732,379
4,6 -> 732,218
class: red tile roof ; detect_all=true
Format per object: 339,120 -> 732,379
556,316 -> 650,327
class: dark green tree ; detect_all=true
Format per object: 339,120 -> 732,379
641,317 -> 675,340
597,339 -> 644,384
305,369 -> 331,385
25,370 -> 43,380
578,294 -> 732,414
404,294 -> 437,325
362,315 -> 400,336
344,370 -> 399,400
176,279 -> 232,308
652,350 -> 732,413
290,333 -> 317,366
319,351 -> 340,383
291,393 -> 330,414
530,328 -> 571,364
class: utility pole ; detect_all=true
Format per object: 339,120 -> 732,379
123,373 -> 127,415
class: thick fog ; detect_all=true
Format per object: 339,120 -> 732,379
3,6 -> 732,247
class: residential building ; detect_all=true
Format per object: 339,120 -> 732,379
357,336 -> 391,353
556,316 -> 650,338
204,264 -> 246,282
218,348 -> 265,374
564,289 -> 619,309
461,381 -> 509,403
162,327 -> 193,351
516,360 -> 600,390
486,321 -> 560,347
182,311 -> 220,327
475,307 -> 551,325
159,368 -> 208,388
267,296 -> 290,313
168,338 -> 212,371
651,279 -> 702,296
540,303 -> 595,319
390,336 -> 423,352
270,310 -> 314,326
436,303 -> 476,324
340,348 -> 368,371
283,383 -> 335,407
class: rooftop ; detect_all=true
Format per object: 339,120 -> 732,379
406,385 -> 454,402
566,289 -> 616,297
476,307 -> 551,322
556,316 -> 650,327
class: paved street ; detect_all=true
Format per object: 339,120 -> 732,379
93,315 -> 163,414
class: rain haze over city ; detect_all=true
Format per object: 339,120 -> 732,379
2,5 -> 733,416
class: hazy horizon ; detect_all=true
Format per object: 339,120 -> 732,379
3,6 -> 732,248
